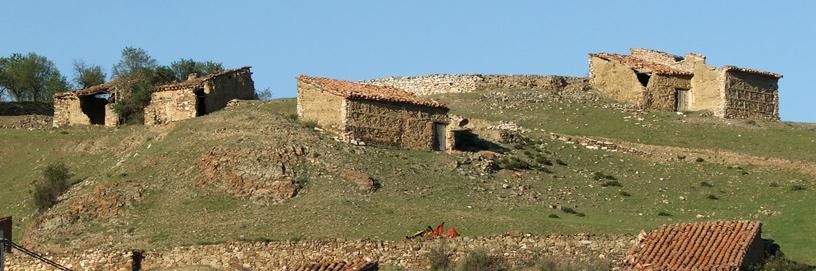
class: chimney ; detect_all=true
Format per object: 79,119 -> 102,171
187,73 -> 198,81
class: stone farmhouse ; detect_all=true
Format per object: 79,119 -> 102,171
297,75 -> 452,152
52,81 -> 120,128
625,220 -> 770,270
144,67 -> 255,126
589,48 -> 782,120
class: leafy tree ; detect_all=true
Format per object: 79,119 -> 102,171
170,58 -> 223,81
110,47 -> 171,123
111,47 -> 158,77
255,87 -> 273,100
0,53 -> 70,102
72,60 -> 106,89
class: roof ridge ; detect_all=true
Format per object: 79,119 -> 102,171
298,75 -> 447,109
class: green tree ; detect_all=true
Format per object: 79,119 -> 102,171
72,60 -> 107,89
110,47 -> 172,123
0,53 -> 70,102
111,47 -> 158,77
170,58 -> 224,81
32,162 -> 72,212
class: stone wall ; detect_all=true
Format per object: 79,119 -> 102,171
588,56 -> 648,107
4,234 -> 636,271
644,74 -> 693,111
144,89 -> 197,126
360,74 -> 588,96
297,80 -> 346,131
201,70 -> 256,114
359,74 -> 483,96
344,99 -> 450,151
722,70 -> 780,121
52,95 -> 116,128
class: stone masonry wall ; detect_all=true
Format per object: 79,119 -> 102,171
4,234 -> 636,271
690,62 -> 726,116
722,71 -> 780,121
201,70 -> 256,114
344,99 -> 449,151
359,74 -> 483,96
144,89 -> 197,126
360,74 -> 588,96
52,96 -> 76,128
645,74 -> 693,111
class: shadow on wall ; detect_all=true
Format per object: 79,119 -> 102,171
0,102 -> 53,116
453,129 -> 510,153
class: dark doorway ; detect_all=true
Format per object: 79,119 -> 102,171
635,72 -> 651,88
432,122 -> 447,151
195,90 -> 206,116
675,89 -> 690,112
79,95 -> 107,125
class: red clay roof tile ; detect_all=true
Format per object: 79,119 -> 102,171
625,220 -> 762,271
722,65 -> 782,78
298,75 -> 447,109
591,53 -> 693,76
153,66 -> 252,92
53,80 -> 117,98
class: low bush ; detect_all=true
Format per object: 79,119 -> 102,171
706,194 -> 719,200
428,245 -> 451,271
498,157 -> 531,170
600,180 -> 622,187
32,163 -> 73,212
529,256 -> 613,271
790,185 -> 807,192
455,251 -> 505,271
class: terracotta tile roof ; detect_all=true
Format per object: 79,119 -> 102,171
590,53 -> 693,76
293,259 -> 379,271
625,220 -> 762,271
298,75 -> 448,109
722,65 -> 782,78
53,81 -> 116,98
153,66 -> 252,92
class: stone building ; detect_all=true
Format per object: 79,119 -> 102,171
589,48 -> 782,120
144,67 -> 255,126
625,220 -> 771,270
52,81 -> 120,128
297,75 -> 452,151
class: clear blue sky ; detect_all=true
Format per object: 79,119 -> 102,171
1,1 -> 813,122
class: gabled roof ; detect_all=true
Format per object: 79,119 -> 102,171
53,81 -> 116,98
590,53 -> 693,76
294,260 -> 379,271
723,65 -> 783,78
153,66 -> 252,92
625,220 -> 762,271
298,75 -> 448,109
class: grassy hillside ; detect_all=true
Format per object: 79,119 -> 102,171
0,92 -> 814,265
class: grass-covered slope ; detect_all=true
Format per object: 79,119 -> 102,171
0,93 -> 814,264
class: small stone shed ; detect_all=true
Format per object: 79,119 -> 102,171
297,75 -> 452,152
144,67 -> 255,126
625,220 -> 769,270
589,48 -> 782,120
52,81 -> 120,128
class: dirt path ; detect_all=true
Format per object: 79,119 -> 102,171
548,132 -> 816,176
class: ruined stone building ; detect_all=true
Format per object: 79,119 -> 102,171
297,75 -> 452,151
144,67 -> 255,126
625,220 -> 771,270
589,48 -> 782,120
53,81 -> 120,128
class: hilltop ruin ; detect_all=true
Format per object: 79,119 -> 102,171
589,48 -> 782,120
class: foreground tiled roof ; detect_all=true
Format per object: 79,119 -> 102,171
298,75 -> 447,109
53,81 -> 116,98
722,65 -> 783,78
590,53 -> 693,76
153,66 -> 251,92
294,260 -> 379,271
625,220 -> 762,271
